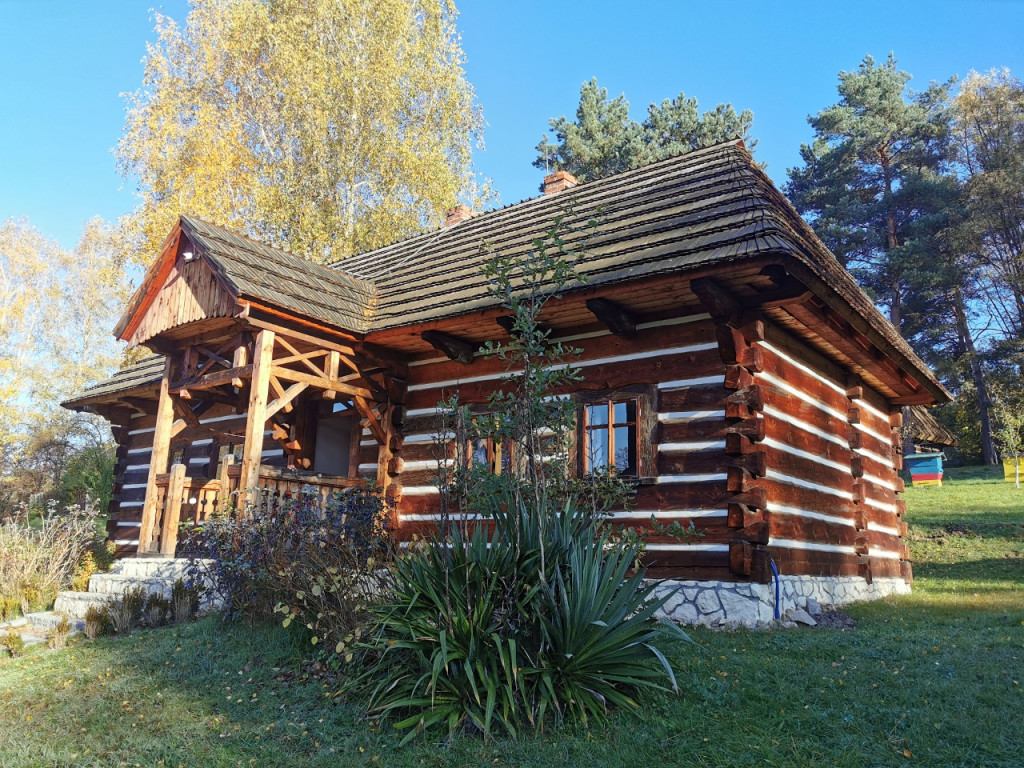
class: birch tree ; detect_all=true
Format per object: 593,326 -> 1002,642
0,218 -> 130,498
118,0 -> 486,265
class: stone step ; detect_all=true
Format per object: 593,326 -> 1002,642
53,591 -> 117,619
88,573 -> 178,598
107,557 -> 212,581
24,611 -> 85,634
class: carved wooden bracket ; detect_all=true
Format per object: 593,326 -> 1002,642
585,297 -> 638,338
422,330 -> 476,364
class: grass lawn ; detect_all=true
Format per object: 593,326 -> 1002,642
1,466 -> 1021,767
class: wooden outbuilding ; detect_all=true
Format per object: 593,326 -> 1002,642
65,140 -> 949,624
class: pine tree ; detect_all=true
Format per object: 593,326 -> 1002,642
786,54 -> 1001,464
785,53 -> 954,330
534,79 -> 754,182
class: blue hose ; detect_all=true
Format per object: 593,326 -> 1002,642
770,558 -> 780,620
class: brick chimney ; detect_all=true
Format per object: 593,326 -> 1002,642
445,204 -> 476,227
542,170 -> 579,195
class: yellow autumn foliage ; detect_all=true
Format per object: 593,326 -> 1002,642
118,0 -> 487,266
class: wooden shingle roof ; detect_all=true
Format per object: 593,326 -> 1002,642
179,216 -> 377,334
68,140 -> 947,407
61,355 -> 165,408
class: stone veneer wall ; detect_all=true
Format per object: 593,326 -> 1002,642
650,576 -> 912,628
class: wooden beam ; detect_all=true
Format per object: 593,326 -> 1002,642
170,394 -> 200,429
265,381 -> 310,421
496,315 -> 552,338
270,366 -> 375,400
239,330 -> 275,499
353,396 -> 387,445
585,297 -> 638,338
421,330 -> 477,364
115,397 -> 153,415
138,358 -> 176,555
245,316 -> 358,357
273,334 -> 327,378
323,351 -> 340,400
231,343 -> 248,388
172,364 -> 254,393
690,277 -> 742,323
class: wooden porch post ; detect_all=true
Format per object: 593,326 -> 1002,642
138,358 -> 176,555
238,329 -> 275,503
159,463 -> 187,556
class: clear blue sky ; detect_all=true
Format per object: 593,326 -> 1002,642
2,0 -> 1023,249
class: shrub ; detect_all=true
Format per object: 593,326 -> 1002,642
185,484 -> 394,653
361,214 -> 688,742
0,500 -> 101,616
145,593 -> 172,628
108,586 -> 147,634
48,616 -> 71,650
1,629 -> 25,657
83,605 -> 111,639
170,579 -> 200,624
70,539 -> 116,593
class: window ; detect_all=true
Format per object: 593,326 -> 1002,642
467,435 -> 514,475
582,399 -> 638,476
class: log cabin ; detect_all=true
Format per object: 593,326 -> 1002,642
64,140 -> 949,626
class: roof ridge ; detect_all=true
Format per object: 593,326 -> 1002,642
331,140 -> 746,271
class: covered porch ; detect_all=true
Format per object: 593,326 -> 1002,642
102,216 -> 407,557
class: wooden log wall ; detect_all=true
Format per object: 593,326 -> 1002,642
753,326 -> 910,581
355,312 -> 755,581
108,402 -> 287,556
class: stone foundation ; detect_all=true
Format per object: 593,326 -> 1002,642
650,575 -> 911,628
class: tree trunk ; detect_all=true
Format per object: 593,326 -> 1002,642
953,287 -> 998,464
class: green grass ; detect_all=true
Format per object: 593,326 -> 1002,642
1,468 -> 1022,767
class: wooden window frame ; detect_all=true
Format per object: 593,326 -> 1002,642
575,385 -> 656,479
466,435 -> 514,476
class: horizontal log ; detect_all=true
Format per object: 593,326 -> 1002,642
769,515 -> 858,547
763,446 -> 854,494
272,366 -> 376,400
655,451 -> 763,478
659,386 -> 730,411
761,391 -> 848,441
644,565 -> 737,581
411,318 -> 718,386
171,364 -> 254,393
770,548 -> 860,578
405,351 -> 725,411
658,417 -> 741,444
756,479 -> 855,519
758,346 -> 849,415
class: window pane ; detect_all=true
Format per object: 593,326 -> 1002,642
471,438 -> 490,467
588,428 -> 609,471
614,426 -> 636,475
614,400 -> 636,424
587,403 -> 608,426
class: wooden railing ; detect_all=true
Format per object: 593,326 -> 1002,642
148,459 -> 364,556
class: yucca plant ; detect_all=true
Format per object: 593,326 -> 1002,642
362,489 -> 687,743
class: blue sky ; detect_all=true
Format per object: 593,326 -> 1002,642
2,0 -> 1023,249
